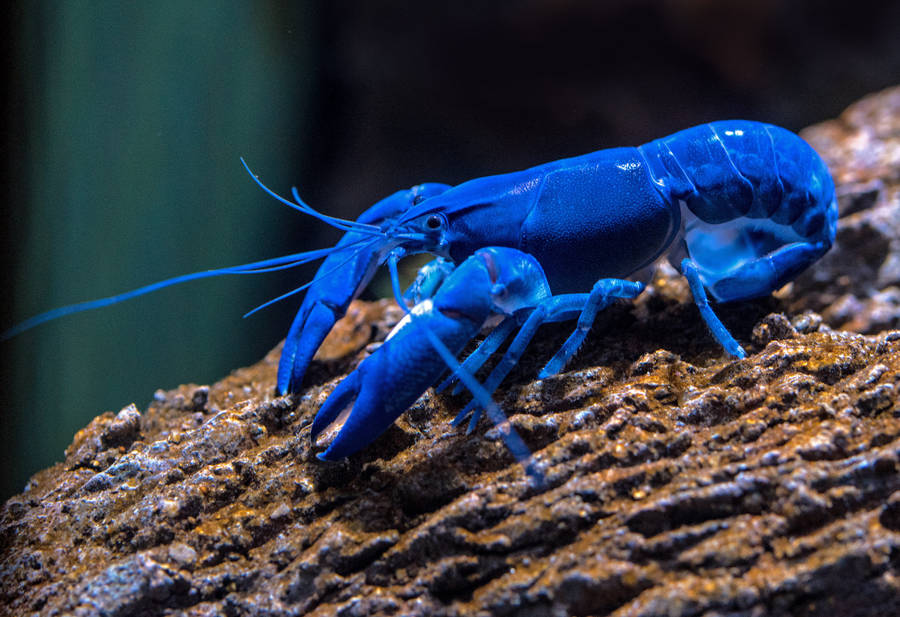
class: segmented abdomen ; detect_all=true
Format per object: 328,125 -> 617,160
638,120 -> 837,245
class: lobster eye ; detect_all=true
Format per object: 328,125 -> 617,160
425,214 -> 443,230
412,194 -> 426,206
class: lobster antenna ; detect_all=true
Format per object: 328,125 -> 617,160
240,158 -> 387,238
241,237 -> 383,318
385,254 -> 544,485
1,237 -> 374,341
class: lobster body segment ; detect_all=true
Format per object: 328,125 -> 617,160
518,147 -> 679,290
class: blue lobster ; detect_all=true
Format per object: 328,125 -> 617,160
299,121 -> 836,468
5,121 -> 837,476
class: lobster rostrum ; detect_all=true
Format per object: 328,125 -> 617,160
5,121 -> 837,478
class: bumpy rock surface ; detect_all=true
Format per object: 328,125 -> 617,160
3,87 -> 900,617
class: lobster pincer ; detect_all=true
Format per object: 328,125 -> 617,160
271,181 -> 452,394
311,246 -> 554,461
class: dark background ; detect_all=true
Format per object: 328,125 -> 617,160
2,0 -> 899,500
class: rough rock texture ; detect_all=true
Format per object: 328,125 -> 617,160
3,87 -> 900,617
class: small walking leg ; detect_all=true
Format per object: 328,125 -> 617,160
438,317 -> 518,395
680,258 -> 746,358
454,294 -> 589,431
538,278 -> 645,378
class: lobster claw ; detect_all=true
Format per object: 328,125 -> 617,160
277,182 -> 451,394
311,246 -> 553,461
310,297 -> 486,460
276,229 -> 383,395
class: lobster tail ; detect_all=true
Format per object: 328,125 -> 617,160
644,121 -> 835,242
640,121 -> 837,303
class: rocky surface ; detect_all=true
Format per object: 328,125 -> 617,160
3,87 -> 900,617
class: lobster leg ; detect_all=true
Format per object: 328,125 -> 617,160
680,258 -> 746,358
539,278 -> 646,377
680,239 -> 831,359
439,317 -> 518,395
456,278 -> 644,430
452,294 -> 587,431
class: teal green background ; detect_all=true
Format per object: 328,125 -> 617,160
3,3 -> 315,498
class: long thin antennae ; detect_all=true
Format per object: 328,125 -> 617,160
1,238 -> 374,341
240,158 -> 386,237
242,237 -> 384,318
289,187 -> 388,238
219,237 -> 374,274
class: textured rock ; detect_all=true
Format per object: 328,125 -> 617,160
3,87 -> 900,616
